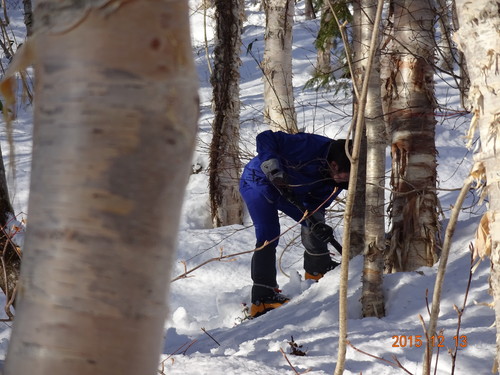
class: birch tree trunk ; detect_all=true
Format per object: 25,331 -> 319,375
316,2 -> 334,75
357,0 -> 386,318
350,0 -> 367,259
4,1 -> 198,374
454,1 -> 500,371
384,0 -> 440,272
263,0 -> 298,133
209,0 -> 244,227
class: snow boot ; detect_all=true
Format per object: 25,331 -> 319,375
305,260 -> 340,281
304,271 -> 323,281
250,290 -> 290,318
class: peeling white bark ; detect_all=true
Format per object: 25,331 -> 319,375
383,0 -> 440,272
263,0 -> 298,133
455,0 -> 500,371
356,0 -> 386,318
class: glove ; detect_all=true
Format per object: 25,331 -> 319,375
311,222 -> 334,243
261,159 -> 293,198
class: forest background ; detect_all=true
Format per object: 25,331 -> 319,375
0,0 -> 496,374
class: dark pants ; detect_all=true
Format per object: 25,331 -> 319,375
240,180 -> 332,302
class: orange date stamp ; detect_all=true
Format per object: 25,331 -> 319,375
391,335 -> 468,348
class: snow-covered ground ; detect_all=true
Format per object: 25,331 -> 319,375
0,1 -> 495,374
164,2 -> 494,374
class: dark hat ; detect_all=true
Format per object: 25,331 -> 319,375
327,139 -> 351,173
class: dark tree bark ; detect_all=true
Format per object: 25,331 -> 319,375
0,145 -> 19,312
209,0 -> 244,227
23,0 -> 33,36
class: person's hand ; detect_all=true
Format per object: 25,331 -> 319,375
261,159 -> 293,199
269,173 -> 287,189
311,222 -> 334,243
271,174 -> 295,201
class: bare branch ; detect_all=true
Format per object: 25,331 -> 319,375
347,341 -> 413,375
423,174 -> 473,373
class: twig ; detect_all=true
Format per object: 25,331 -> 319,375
158,338 -> 199,374
0,227 -> 16,319
328,4 -> 358,100
450,245 -> 476,375
419,314 -> 432,373
171,188 -> 339,282
434,329 -> 444,375
278,232 -> 301,278
422,175 -> 473,374
279,348 -> 311,374
171,219 -> 302,282
4,283 -> 15,320
419,308 -> 444,374
425,289 -> 431,317
347,341 -> 413,374
288,336 -> 307,356
201,327 -> 220,346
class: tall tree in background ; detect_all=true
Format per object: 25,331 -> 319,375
454,0 -> 500,371
354,0 -> 386,318
435,0 -> 455,73
209,0 -> 244,227
3,1 -> 198,374
350,0 -> 367,259
451,0 -> 471,110
307,1 -> 351,91
383,0 -> 440,272
22,0 -> 33,36
315,1 -> 335,76
262,0 -> 298,133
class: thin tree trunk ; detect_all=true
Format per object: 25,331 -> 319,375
4,1 -> 198,374
349,131 -> 366,257
263,0 -> 298,133
454,1 -> 500,372
384,0 -> 440,272
334,1 -> 384,373
209,0 -> 244,227
358,0 -> 386,319
350,0 -> 367,259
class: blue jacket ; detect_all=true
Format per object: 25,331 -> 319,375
240,130 -> 345,211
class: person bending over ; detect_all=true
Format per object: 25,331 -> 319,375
239,130 -> 351,318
